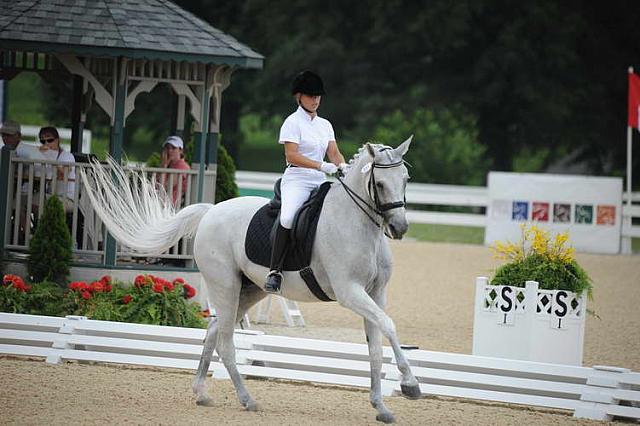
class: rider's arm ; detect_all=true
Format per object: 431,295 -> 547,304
326,140 -> 345,166
284,142 -> 324,170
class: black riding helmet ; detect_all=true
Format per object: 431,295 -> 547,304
291,70 -> 325,96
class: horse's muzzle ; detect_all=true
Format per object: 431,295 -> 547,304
387,217 -> 408,240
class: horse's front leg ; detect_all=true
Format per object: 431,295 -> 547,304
364,316 -> 395,423
338,285 -> 422,402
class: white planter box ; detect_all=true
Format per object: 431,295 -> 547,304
472,277 -> 587,365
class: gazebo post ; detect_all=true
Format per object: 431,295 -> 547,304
70,75 -> 84,154
104,57 -> 128,267
194,65 -> 211,204
175,94 -> 186,139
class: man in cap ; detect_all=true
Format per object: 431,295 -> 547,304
1,120 -> 25,154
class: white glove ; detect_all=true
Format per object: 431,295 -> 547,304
338,162 -> 348,171
319,162 -> 338,175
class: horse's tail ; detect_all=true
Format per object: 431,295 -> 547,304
79,157 -> 213,255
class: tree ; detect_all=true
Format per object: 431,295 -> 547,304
27,196 -> 73,285
373,107 -> 488,185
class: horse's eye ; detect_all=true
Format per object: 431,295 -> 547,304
376,182 -> 384,190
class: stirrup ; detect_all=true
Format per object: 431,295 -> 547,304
264,271 -> 282,294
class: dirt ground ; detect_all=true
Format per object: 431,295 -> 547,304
1,241 -> 638,425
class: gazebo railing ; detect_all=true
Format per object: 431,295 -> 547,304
2,153 -> 214,268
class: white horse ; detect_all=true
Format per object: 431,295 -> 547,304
80,137 -> 421,423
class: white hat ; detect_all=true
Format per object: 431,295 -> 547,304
0,120 -> 21,135
163,135 -> 184,149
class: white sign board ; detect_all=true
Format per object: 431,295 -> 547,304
485,172 -> 623,254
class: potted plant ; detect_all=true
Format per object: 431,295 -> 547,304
472,224 -> 593,365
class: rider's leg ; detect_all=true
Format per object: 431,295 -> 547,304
264,223 -> 290,293
264,175 -> 316,293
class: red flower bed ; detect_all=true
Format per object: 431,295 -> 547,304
1,273 -> 205,328
3,274 -> 31,292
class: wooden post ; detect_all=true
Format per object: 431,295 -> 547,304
70,75 -> 84,154
105,58 -> 127,267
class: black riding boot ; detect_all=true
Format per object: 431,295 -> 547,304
264,224 -> 290,294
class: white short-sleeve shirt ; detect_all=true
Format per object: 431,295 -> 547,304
279,106 -> 335,178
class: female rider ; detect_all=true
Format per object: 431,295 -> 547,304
265,71 -> 347,293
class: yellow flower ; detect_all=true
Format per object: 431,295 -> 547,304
531,226 -> 550,256
490,240 -> 524,261
493,224 -> 575,263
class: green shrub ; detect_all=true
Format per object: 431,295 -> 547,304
490,224 -> 593,298
216,143 -> 239,203
24,281 -> 66,316
27,195 -> 72,285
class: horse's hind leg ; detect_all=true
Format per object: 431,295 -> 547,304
214,275 -> 260,411
192,276 -> 266,409
193,316 -> 219,406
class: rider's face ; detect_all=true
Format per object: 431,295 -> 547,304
298,94 -> 321,113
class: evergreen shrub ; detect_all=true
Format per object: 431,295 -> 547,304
27,195 -> 72,285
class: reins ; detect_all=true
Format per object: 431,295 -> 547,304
335,159 -> 406,233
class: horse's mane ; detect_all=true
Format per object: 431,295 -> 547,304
343,142 -> 395,175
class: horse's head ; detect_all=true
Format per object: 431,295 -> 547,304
343,136 -> 412,239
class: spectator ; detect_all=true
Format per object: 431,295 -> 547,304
159,136 -> 190,206
0,120 -> 31,157
35,126 -> 76,213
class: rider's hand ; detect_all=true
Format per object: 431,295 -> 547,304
319,162 -> 338,175
338,162 -> 348,172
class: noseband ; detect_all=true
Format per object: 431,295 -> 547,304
336,158 -> 407,231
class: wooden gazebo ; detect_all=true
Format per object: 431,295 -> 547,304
0,0 -> 262,266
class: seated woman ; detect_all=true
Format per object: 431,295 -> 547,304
159,136 -> 190,206
35,126 -> 76,213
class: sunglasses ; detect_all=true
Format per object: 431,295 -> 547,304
39,137 -> 56,144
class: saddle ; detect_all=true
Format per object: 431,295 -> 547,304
244,179 -> 333,301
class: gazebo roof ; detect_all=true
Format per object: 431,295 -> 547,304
0,0 -> 263,68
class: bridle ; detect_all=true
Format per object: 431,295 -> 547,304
335,157 -> 407,232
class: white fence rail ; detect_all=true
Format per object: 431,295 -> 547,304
236,170 -> 640,251
0,312 -> 639,421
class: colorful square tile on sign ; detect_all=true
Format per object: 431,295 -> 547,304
553,203 -> 571,223
574,205 -> 594,224
596,205 -> 616,225
512,201 -> 529,221
491,199 -> 512,219
531,202 -> 550,221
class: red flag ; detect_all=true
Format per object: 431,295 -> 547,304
629,71 -> 640,129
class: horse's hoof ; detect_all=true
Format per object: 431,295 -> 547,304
376,412 -> 396,423
401,384 -> 422,400
195,395 -> 215,407
243,399 -> 259,412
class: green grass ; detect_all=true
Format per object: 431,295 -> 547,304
406,223 -> 485,244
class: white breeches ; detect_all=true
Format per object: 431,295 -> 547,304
280,170 -> 325,229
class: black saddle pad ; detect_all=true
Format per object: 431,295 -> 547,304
245,179 -> 332,271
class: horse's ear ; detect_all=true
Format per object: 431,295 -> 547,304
366,143 -> 376,158
395,135 -> 413,157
